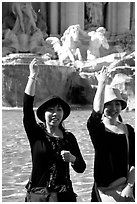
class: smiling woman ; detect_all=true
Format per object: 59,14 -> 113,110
22,58 -> 86,202
37,97 -> 67,139
44,104 -> 64,131
87,66 -> 135,202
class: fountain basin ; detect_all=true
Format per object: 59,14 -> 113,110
2,53 -> 135,110
2,54 -> 76,106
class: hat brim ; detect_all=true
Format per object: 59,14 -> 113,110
105,98 -> 127,110
37,96 -> 70,122
118,99 -> 127,110
104,86 -> 127,110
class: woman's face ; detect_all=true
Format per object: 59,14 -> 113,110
45,104 -> 64,127
104,100 -> 122,119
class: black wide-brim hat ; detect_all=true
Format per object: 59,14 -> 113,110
37,95 -> 71,122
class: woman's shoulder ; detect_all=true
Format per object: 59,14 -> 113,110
126,123 -> 134,132
87,109 -> 103,130
64,131 -> 76,140
88,109 -> 102,120
125,124 -> 135,138
65,130 -> 74,137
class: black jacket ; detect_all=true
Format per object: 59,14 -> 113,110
23,93 -> 86,191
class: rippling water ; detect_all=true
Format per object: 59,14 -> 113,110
2,108 -> 135,202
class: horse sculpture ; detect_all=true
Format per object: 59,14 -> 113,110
87,27 -> 109,61
46,24 -> 83,65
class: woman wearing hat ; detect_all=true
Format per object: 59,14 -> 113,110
23,58 -> 86,202
87,66 -> 135,202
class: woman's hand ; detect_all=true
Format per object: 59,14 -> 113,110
29,58 -> 39,78
61,150 -> 76,164
121,184 -> 134,199
93,66 -> 110,113
25,58 -> 40,96
95,66 -> 110,84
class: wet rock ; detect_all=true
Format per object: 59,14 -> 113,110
2,59 -> 75,107
2,52 -> 135,110
66,71 -> 96,105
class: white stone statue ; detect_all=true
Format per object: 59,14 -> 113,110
2,2 -> 50,56
87,27 -> 109,61
46,24 -> 83,65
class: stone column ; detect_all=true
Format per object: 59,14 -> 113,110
60,2 -> 84,33
50,2 -> 59,35
130,3 -> 135,31
107,2 -> 131,34
40,2 -> 47,21
107,2 -> 118,34
117,2 -> 130,33
60,2 -> 66,33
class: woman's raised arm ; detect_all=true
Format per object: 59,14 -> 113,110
93,66 -> 109,113
25,58 -> 39,96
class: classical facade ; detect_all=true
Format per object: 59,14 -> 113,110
2,2 -> 135,36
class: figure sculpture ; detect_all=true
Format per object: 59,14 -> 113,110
87,27 -> 109,61
46,24 -> 84,65
12,2 -> 38,34
36,10 -> 48,40
2,2 -> 50,56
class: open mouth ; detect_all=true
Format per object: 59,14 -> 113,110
51,117 -> 59,122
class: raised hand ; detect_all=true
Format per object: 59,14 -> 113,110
25,58 -> 40,96
29,58 -> 40,78
120,185 -> 134,201
95,66 -> 110,84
